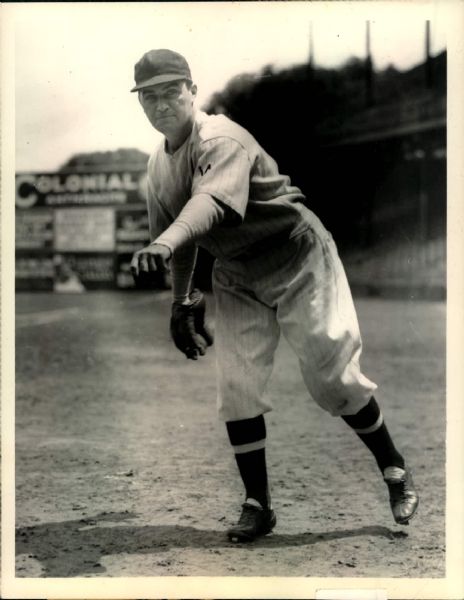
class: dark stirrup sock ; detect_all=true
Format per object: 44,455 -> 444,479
342,397 -> 405,473
226,415 -> 271,509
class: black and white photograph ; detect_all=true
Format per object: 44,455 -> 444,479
1,1 -> 463,599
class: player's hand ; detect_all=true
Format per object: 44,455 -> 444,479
130,243 -> 172,279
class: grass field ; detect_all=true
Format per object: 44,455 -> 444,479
13,291 -> 446,581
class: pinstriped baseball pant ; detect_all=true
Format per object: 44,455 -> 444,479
212,213 -> 377,422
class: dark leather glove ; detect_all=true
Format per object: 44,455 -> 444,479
170,289 -> 214,360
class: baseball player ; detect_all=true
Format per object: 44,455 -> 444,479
130,49 -> 419,543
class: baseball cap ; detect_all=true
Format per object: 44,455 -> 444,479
130,49 -> 192,92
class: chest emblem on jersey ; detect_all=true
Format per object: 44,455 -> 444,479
199,163 -> 211,176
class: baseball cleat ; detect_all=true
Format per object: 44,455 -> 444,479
227,502 -> 277,543
383,466 -> 419,525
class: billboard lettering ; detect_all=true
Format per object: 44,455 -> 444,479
115,208 -> 150,254
61,254 -> 115,283
16,256 -> 54,279
16,210 -> 54,249
16,171 -> 147,208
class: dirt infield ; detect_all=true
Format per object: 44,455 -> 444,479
14,291 -> 445,579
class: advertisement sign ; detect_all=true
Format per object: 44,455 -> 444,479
16,255 -> 55,291
115,208 -> 150,254
54,208 -> 115,252
115,207 -> 151,288
16,255 -> 54,279
14,168 -> 155,290
16,210 -> 54,249
15,170 -> 148,209
56,253 -> 115,287
116,255 -> 136,289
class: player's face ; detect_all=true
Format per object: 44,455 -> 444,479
138,80 -> 197,138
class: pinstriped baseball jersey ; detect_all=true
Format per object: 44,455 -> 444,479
146,110 -> 312,262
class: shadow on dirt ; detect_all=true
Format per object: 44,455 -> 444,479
16,510 -> 409,577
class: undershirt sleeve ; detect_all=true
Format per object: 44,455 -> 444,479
170,243 -> 198,303
146,164 -> 172,240
154,193 -> 226,252
154,193 -> 226,303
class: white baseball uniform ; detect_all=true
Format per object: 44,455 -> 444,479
146,110 -> 377,421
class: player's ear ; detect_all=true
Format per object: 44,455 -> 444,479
190,83 -> 198,98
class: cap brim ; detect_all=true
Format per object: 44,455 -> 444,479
130,73 -> 190,92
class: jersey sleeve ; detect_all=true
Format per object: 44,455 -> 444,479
191,137 -> 251,223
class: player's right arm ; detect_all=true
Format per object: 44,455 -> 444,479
131,165 -> 177,280
131,191 -> 227,285
134,134 -> 251,278
153,169 -> 197,305
132,166 -> 219,359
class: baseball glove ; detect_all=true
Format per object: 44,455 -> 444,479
170,289 -> 214,360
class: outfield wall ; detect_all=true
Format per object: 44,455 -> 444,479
14,167 -> 160,292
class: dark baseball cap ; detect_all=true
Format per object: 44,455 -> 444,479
130,49 -> 192,92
